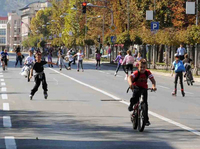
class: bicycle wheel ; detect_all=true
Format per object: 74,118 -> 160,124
131,112 -> 138,130
138,103 -> 146,132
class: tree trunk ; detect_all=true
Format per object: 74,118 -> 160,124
158,44 -> 164,63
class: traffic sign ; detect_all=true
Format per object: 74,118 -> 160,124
110,24 -> 116,32
151,22 -> 159,31
111,36 -> 117,43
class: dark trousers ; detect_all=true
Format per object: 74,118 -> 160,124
115,63 -> 121,73
125,64 -> 133,74
130,88 -> 149,121
15,56 -> 22,66
31,73 -> 48,96
186,70 -> 194,81
96,60 -> 100,67
174,72 -> 184,91
68,61 -> 73,67
180,55 -> 184,61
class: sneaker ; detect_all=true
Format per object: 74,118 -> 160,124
29,94 -> 33,100
146,121 -> 151,126
77,70 -> 79,72
114,73 -> 117,76
192,80 -> 195,83
44,93 -> 48,99
60,68 -> 62,71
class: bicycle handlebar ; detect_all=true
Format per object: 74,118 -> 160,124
126,87 -> 156,93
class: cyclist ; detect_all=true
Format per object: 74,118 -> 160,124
0,49 -> 9,70
182,54 -> 194,83
128,59 -> 157,126
29,52 -> 57,100
171,54 -> 185,96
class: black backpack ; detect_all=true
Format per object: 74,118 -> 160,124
133,70 -> 149,83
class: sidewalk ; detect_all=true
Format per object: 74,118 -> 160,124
101,62 -> 200,83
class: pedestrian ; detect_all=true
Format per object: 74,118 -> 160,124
71,49 -> 76,65
136,53 -> 142,67
177,43 -> 186,60
133,48 -> 138,58
108,46 -> 111,59
95,48 -> 101,69
122,50 -> 135,80
113,51 -> 123,76
15,46 -> 23,68
171,54 -> 186,97
29,52 -> 57,100
67,50 -> 74,70
73,50 -> 84,72
47,48 -> 53,67
0,49 -> 9,70
57,49 -> 67,71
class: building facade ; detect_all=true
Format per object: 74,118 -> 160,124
0,17 -> 8,51
7,12 -> 21,51
19,1 -> 52,42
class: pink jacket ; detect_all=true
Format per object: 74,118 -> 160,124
122,55 -> 134,65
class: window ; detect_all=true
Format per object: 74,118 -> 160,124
14,37 -> 17,41
0,29 -> 6,35
0,37 -> 6,44
14,20 -> 17,25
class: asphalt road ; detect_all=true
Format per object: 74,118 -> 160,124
0,54 -> 200,149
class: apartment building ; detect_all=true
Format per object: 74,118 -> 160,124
19,1 -> 52,42
0,17 -> 8,51
7,12 -> 21,51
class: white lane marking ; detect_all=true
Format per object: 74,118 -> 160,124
182,91 -> 194,95
2,94 -> 8,100
99,71 -> 105,73
53,78 -> 58,85
157,85 -> 170,90
2,87 -> 7,92
0,75 -> 3,77
116,75 -> 123,78
3,116 -> 12,128
5,136 -> 17,149
3,103 -> 10,111
49,68 -> 120,100
1,82 -> 6,86
49,68 -> 200,136
1,79 -> 5,81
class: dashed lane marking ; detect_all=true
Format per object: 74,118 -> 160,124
2,94 -> 8,100
1,79 -> 4,81
49,68 -> 200,136
5,136 -> 16,149
3,116 -> 12,128
3,103 -> 9,111
1,82 -> 6,86
0,75 -> 3,78
1,87 -> 7,92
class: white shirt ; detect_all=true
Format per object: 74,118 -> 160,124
77,52 -> 83,61
26,56 -> 35,64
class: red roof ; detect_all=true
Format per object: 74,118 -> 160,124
0,17 -> 8,20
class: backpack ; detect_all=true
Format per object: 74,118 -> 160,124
133,70 -> 149,83
126,55 -> 134,64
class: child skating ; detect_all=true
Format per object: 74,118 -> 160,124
29,53 -> 57,100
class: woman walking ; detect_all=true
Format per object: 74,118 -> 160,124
57,49 -> 67,71
95,48 -> 101,69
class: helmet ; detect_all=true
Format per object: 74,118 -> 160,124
174,53 -> 179,58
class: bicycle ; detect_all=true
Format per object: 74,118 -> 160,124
185,70 -> 194,86
127,87 -> 155,132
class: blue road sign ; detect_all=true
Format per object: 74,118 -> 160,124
151,22 -> 159,31
111,36 -> 116,43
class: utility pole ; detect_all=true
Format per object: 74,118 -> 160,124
127,0 -> 130,32
194,0 -> 198,75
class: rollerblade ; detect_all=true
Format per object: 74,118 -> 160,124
29,94 -> 33,100
44,92 -> 48,99
181,89 -> 185,97
172,90 -> 177,96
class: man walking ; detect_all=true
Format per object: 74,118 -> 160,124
177,43 -> 186,60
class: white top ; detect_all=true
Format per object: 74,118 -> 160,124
77,52 -> 83,61
68,54 -> 73,61
137,57 -> 142,61
26,55 -> 35,65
